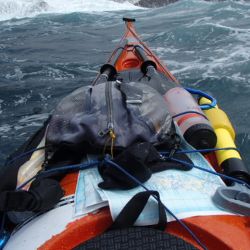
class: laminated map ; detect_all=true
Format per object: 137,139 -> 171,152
74,141 -> 230,224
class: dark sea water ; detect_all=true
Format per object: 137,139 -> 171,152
0,0 -> 250,169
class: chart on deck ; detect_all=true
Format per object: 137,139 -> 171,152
75,142 -> 230,224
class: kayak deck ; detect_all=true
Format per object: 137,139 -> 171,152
3,18 -> 250,250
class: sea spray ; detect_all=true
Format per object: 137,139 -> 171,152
0,0 -> 141,21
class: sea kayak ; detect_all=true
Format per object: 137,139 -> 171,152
1,18 -> 250,250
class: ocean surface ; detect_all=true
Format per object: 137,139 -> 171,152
0,0 -> 250,169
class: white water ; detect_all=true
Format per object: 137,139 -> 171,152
0,0 -> 141,21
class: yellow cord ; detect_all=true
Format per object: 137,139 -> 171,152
102,129 -> 116,158
109,129 -> 116,158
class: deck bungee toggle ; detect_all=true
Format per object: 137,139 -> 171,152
1,18 -> 250,250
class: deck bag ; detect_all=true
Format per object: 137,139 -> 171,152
98,142 -> 193,190
45,81 -> 178,155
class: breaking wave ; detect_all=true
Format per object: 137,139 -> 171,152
0,0 -> 141,21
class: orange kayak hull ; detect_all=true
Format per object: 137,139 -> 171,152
39,168 -> 250,250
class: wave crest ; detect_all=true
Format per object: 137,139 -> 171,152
0,0 -> 140,21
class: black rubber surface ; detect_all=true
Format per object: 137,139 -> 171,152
74,227 -> 197,250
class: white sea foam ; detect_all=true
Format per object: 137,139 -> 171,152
0,0 -> 141,22
153,18 -> 250,86
5,67 -> 24,80
0,124 -> 11,134
18,113 -> 50,124
47,67 -> 75,80
14,94 -> 31,106
39,93 -> 51,101
0,99 -> 3,115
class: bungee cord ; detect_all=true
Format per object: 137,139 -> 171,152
104,156 -> 208,250
1,145 -> 249,250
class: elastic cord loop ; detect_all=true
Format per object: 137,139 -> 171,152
168,157 -> 250,189
160,147 -> 240,156
104,156 -> 208,250
184,87 -> 217,110
172,110 -> 208,120
5,146 -> 50,166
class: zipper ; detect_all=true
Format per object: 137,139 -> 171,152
105,81 -> 114,133
96,81 -> 116,157
104,81 -> 116,157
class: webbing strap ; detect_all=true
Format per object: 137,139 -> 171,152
111,190 -> 167,231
